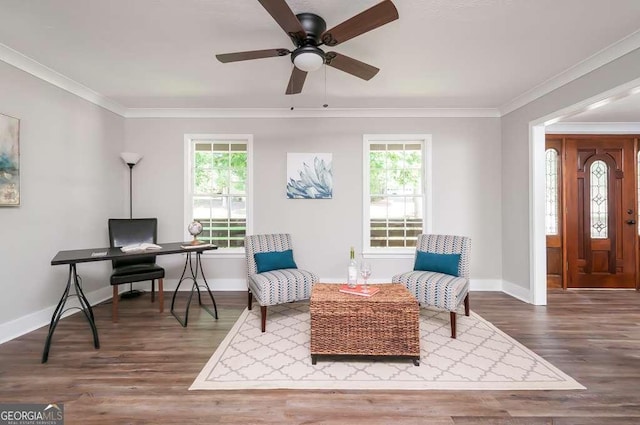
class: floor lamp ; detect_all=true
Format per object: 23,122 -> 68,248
120,152 -> 144,299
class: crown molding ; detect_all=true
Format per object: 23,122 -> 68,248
123,107 -> 500,119
0,43 -> 499,119
546,122 -> 640,133
4,24 -> 640,120
499,29 -> 640,116
0,43 -> 127,117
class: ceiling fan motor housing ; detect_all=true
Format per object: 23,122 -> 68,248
295,13 -> 326,46
290,13 -> 327,69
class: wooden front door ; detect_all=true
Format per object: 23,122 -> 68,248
565,136 -> 637,288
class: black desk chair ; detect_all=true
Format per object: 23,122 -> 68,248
108,218 -> 165,323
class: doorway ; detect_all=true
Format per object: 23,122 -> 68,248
546,134 -> 638,289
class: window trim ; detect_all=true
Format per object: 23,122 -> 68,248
184,134 -> 253,258
362,134 -> 432,258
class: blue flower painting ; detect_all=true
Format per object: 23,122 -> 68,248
286,153 -> 333,199
0,113 -> 20,206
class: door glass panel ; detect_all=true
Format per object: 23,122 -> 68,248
545,148 -> 559,235
590,160 -> 608,239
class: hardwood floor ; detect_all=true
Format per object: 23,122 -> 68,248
1,290 -> 639,424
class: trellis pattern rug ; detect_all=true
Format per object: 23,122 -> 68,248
190,302 -> 584,391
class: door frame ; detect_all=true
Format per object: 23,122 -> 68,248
529,77 -> 640,305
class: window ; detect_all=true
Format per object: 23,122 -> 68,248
590,159 -> 608,239
185,134 -> 252,252
545,148 -> 559,235
363,134 -> 431,255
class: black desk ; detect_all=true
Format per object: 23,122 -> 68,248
45,242 -> 218,363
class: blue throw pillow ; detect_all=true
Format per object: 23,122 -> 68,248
254,249 -> 298,273
414,251 -> 461,276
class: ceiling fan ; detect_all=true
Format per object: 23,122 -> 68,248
215,0 -> 399,95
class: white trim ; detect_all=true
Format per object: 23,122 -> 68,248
163,278 -> 246,292
424,138 -> 434,233
0,43 -> 495,119
530,124 -> 548,305
534,77 -> 640,127
0,42 -> 127,117
362,250 -> 415,259
546,122 -> 640,133
184,135 -> 192,242
0,278 -> 525,343
183,134 -> 253,249
528,79 -> 640,309
163,277 -> 510,292
469,279 -> 503,292
500,29 -> 640,116
362,134 -> 432,254
0,286 -> 114,345
125,108 -> 499,119
502,280 -> 533,304
362,138 -> 371,253
3,25 -> 640,120
200,249 -> 246,259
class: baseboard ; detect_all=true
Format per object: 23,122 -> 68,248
469,279 -> 503,291
162,278 -> 246,292
501,280 -> 533,303
159,278 -> 512,292
0,286 -> 114,345
0,277 -> 531,345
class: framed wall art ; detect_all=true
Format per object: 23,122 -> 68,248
0,113 -> 20,206
286,153 -> 333,199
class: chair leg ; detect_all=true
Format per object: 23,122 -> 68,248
112,286 -> 119,323
247,290 -> 253,310
450,311 -> 456,339
464,293 -> 470,316
151,280 -> 155,302
158,278 -> 164,313
260,306 -> 267,332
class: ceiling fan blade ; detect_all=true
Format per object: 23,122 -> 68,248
286,67 -> 307,94
216,48 -> 290,63
321,0 -> 399,46
257,0 -> 306,44
325,52 -> 379,80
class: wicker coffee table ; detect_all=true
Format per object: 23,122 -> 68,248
309,283 -> 420,366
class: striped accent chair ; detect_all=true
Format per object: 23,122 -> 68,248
392,234 -> 471,338
245,233 -> 318,332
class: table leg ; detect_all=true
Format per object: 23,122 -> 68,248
73,266 -> 100,349
170,254 -> 195,327
170,251 -> 218,327
42,264 -> 100,363
194,252 -> 218,320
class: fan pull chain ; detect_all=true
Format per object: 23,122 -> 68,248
323,64 -> 328,108
290,68 -> 296,111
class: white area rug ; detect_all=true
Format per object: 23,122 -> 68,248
190,302 -> 585,391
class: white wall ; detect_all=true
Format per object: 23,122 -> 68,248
124,116 -> 502,288
0,61 -> 125,340
501,48 -> 640,295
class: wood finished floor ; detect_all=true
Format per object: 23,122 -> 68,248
1,290 -> 639,424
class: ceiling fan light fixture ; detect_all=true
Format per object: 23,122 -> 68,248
292,47 -> 324,72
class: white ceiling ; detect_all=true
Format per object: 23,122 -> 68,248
1,0 -> 640,112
